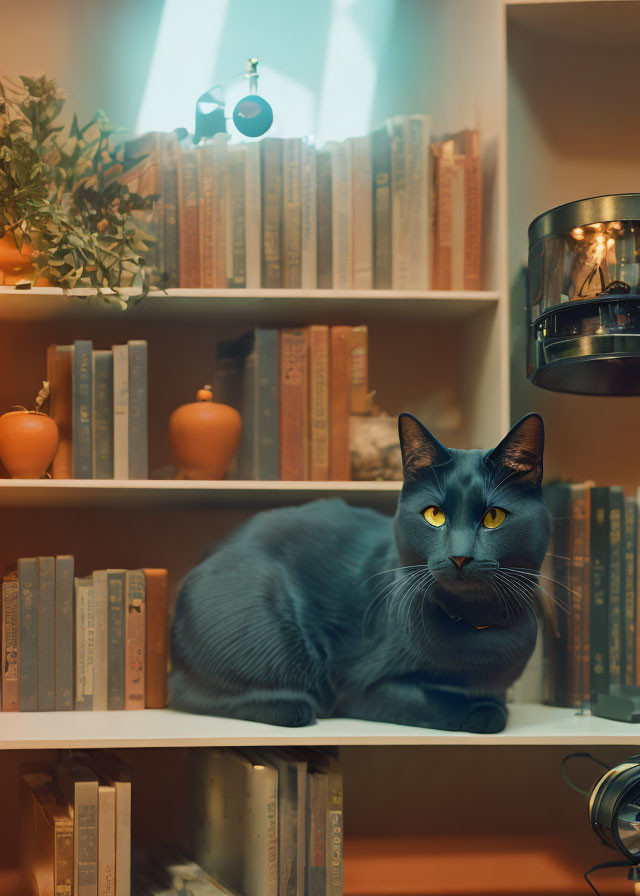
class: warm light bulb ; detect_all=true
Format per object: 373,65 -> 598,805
571,227 -> 585,240
607,238 -> 615,249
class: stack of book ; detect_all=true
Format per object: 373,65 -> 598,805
542,483 -> 639,709
124,119 -> 482,291
21,752 -> 131,896
1,558 -> 168,711
47,339 -> 148,480
215,325 -> 369,481
185,747 -> 343,896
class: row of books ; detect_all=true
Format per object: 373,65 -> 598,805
1,558 -> 168,711
21,752 -> 131,896
46,340 -> 148,480
124,117 -> 482,291
189,747 -> 343,896
216,325 -> 369,481
542,483 -> 639,709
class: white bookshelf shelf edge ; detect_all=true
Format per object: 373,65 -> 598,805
0,705 -> 637,749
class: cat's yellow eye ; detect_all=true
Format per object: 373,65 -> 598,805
423,506 -> 446,528
483,507 -> 507,529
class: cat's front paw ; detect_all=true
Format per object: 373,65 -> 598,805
463,699 -> 508,734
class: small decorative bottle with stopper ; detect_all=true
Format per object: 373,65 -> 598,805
168,385 -> 242,480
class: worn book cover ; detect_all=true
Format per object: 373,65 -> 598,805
160,131 -> 181,288
55,555 -> 74,711
112,344 -> 129,480
93,570 -> 109,712
125,569 -> 146,709
372,126 -> 391,290
608,485 -> 624,685
107,569 -> 126,710
177,146 -> 200,287
350,134 -> 373,289
261,137 -> 283,288
2,571 -> 19,711
262,749 -> 307,896
98,784 -> 116,896
349,326 -> 369,415
590,486 -> 610,695
280,328 -> 309,481
18,557 -> 38,711
37,556 -> 56,712
301,138 -> 317,289
307,767 -> 328,896
309,325 -> 330,481
212,132 -> 229,287
196,142 -> 216,288
56,761 -> 99,896
245,141 -> 262,289
128,340 -> 148,480
328,140 -> 353,289
144,568 -> 169,708
92,350 -> 114,479
86,751 -> 131,896
453,128 -> 482,290
541,484 -> 571,707
282,137 -> 301,288
567,485 -> 588,708
75,576 -> 95,711
316,148 -> 333,289
228,143 -> 247,288
72,340 -> 93,479
329,326 -> 351,481
624,495 -> 638,687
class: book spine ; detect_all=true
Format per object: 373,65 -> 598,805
50,345 -> 73,479
316,149 -> 333,289
256,329 -> 280,481
235,333 -> 257,480
568,487 -> 586,708
73,340 -> 93,479
18,557 -> 38,711
2,574 -> 19,711
76,781 -> 99,896
178,147 -> 200,287
541,483 -> 571,706
128,340 -> 148,479
391,118 -> 410,289
280,328 -> 309,480
301,139 -> 318,289
329,326 -> 351,481
309,325 -> 330,481
432,139 -> 454,289
350,135 -> 373,289
37,556 -> 56,711
245,141 -> 262,288
406,115 -> 430,289
307,772 -> 327,896
462,129 -> 482,290
160,132 -> 180,288
196,144 -> 216,288
112,344 -> 129,480
261,138 -> 283,288
608,486 -> 624,686
125,570 -> 146,709
92,350 -> 114,479
581,486 -> 592,704
330,141 -> 353,289
327,765 -> 343,896
212,132 -> 229,287
107,570 -> 126,711
450,154 -> 466,290
123,133 -> 163,275
282,137 -> 302,288
372,127 -> 392,290
98,786 -> 116,896
590,486 -> 610,695
75,577 -> 95,711
624,496 -> 638,687
54,818 -> 74,896
349,325 -> 369,414
55,555 -> 74,711
93,570 -> 108,712
144,568 -> 168,709
228,145 -> 247,287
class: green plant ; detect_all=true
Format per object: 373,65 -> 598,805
0,74 -> 157,304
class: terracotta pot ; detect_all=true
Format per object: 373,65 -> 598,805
0,232 -> 52,286
169,387 -> 242,480
0,410 -> 59,478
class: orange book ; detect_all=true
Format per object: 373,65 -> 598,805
349,325 -> 369,414
144,568 -> 169,709
124,570 -> 146,710
329,326 -> 351,481
2,571 -> 18,711
177,147 -> 200,287
308,325 -> 330,481
280,329 -> 309,480
431,139 -> 454,290
453,128 -> 482,290
47,344 -> 73,479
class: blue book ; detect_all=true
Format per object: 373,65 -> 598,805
72,340 -> 93,478
55,555 -> 74,711
128,340 -> 148,479
18,557 -> 38,711
37,556 -> 55,711
92,349 -> 114,479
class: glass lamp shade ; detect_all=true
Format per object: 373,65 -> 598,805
527,194 -> 640,395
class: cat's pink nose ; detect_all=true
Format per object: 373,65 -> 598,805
450,556 -> 472,569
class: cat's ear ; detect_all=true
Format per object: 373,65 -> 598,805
398,413 -> 452,480
485,413 -> 545,488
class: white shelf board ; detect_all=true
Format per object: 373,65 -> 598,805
0,286 -> 500,322
1,704 -> 639,749
0,479 -> 402,508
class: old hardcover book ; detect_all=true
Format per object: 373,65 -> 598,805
261,138 -> 283,288
212,132 -> 230,288
567,485 -> 588,708
73,340 -> 93,479
390,116 -> 409,289
350,134 -> 373,289
307,768 -> 328,896
624,496 -> 638,687
329,326 -> 351,481
191,748 -> 278,896
144,568 -> 169,709
86,752 -> 131,896
432,139 -> 454,290
128,340 -> 148,480
18,557 -> 38,711
75,576 -> 95,711
608,485 -> 624,685
112,344 -> 129,480
282,137 -> 302,288
309,325 -> 330,481
2,571 -> 19,711
263,749 -> 307,896
580,486 -> 593,704
328,140 -> 353,289
316,149 -> 333,289
160,131 -> 181,288
405,114 -> 431,289
107,569 -> 126,710
98,784 -> 116,896
125,569 -> 146,709
590,486 -> 610,695
228,144 -> 247,287
177,146 -> 200,287
196,142 -> 216,288
541,484 -> 571,707
37,556 -> 56,712
92,350 -> 114,479
327,757 -> 343,895
301,138 -> 318,289
280,328 -> 309,480
245,141 -> 262,289
371,125 -> 392,290
453,128 -> 482,290
450,153 -> 466,291
20,771 -> 73,896
349,325 -> 368,415
48,345 -> 73,479
56,760 -> 99,896
55,555 -> 74,711
92,570 -> 108,712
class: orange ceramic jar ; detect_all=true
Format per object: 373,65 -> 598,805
169,387 -> 242,480
0,410 -> 59,478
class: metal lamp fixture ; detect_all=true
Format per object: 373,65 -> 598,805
194,57 -> 273,143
